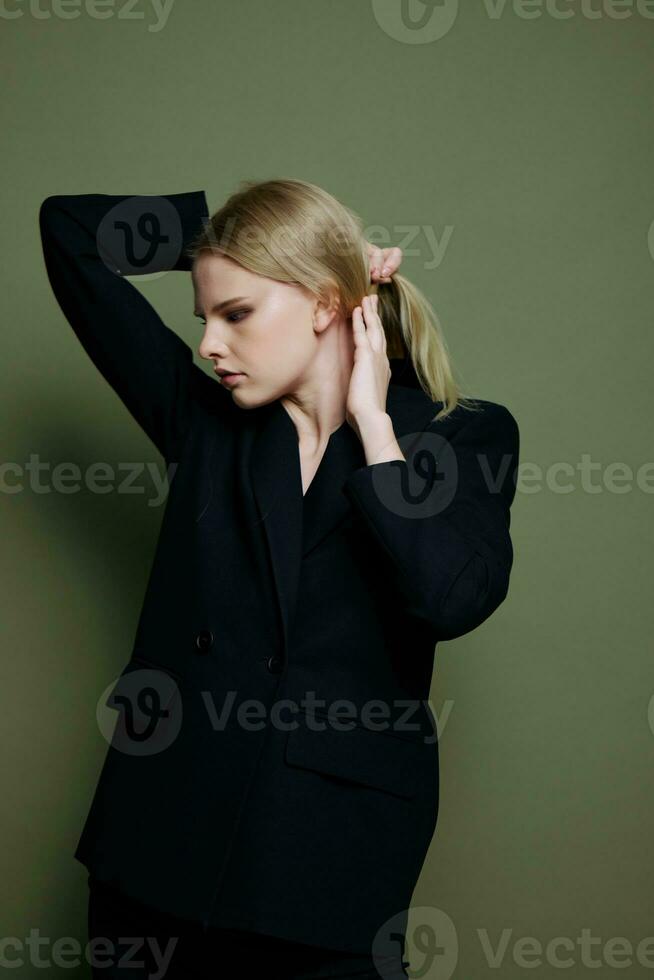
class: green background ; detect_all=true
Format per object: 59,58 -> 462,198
2,1 -> 653,976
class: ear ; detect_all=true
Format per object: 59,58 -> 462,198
312,287 -> 343,334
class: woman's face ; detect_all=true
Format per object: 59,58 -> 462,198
192,251 -> 322,409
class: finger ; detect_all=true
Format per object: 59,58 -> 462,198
373,295 -> 387,352
380,246 -> 402,278
367,245 -> 384,280
351,306 -> 367,347
361,295 -> 385,352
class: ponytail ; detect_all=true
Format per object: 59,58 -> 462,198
371,273 -> 481,423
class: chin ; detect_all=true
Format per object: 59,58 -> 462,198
229,386 -> 271,411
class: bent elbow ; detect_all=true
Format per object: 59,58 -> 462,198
428,553 -> 512,641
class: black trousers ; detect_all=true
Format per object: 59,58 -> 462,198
87,876 -> 409,979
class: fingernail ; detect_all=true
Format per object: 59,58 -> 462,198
381,266 -> 390,276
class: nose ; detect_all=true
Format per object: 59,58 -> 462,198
197,323 -> 230,362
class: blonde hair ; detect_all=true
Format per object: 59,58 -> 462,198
185,178 -> 480,423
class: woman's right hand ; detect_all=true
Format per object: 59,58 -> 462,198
366,242 -> 403,284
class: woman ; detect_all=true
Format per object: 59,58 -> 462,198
39,178 -> 520,979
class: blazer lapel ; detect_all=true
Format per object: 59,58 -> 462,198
300,423 -> 364,559
250,380 -> 442,652
250,400 -> 304,654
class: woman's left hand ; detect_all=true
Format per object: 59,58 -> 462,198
346,294 -> 391,428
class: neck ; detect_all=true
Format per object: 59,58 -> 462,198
280,318 -> 355,447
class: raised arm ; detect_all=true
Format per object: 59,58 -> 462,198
38,191 -> 218,461
342,402 -> 520,640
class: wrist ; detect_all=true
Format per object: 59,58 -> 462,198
354,412 -> 405,466
354,410 -> 391,434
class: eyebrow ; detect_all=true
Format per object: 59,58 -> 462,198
193,296 -> 250,317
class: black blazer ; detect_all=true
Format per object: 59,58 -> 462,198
39,191 -> 520,956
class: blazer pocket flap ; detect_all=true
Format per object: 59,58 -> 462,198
284,714 -> 424,800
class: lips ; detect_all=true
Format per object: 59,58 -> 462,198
216,370 -> 245,386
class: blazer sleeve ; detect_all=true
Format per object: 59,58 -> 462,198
38,191 -> 212,462
342,402 -> 520,640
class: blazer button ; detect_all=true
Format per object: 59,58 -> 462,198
266,655 -> 283,674
195,629 -> 214,653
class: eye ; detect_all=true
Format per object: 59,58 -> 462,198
194,308 -> 250,326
